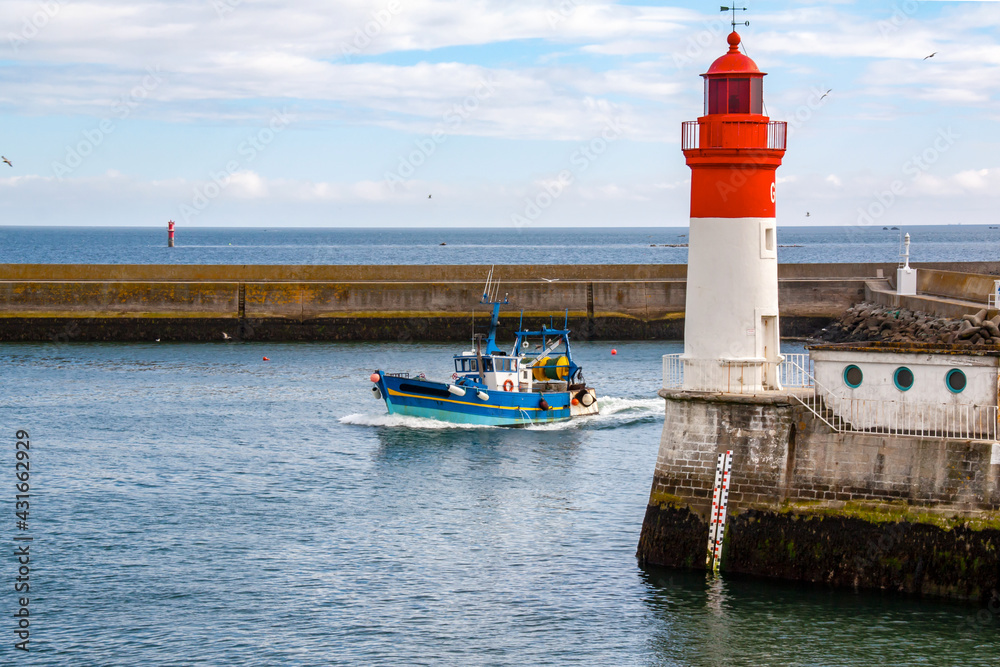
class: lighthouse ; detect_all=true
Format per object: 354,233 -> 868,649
680,31 -> 786,392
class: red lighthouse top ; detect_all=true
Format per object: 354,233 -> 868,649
682,30 -> 786,219
704,32 -> 762,76
700,32 -> 765,116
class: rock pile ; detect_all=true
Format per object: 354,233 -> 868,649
816,302 -> 1000,348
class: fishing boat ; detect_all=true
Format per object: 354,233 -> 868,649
369,270 -> 599,426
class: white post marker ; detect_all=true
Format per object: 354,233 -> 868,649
897,232 -> 917,296
707,450 -> 734,570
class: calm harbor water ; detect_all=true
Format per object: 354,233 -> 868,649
1,224 -> 998,265
2,339 -> 998,665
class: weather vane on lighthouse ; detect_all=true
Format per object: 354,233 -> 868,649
720,5 -> 749,32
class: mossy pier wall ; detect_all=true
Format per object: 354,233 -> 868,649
637,392 -> 1000,602
1,261 -> 995,342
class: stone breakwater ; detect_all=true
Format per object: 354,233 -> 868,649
637,391 -> 1000,602
815,302 -> 1000,348
1,262 -> 996,342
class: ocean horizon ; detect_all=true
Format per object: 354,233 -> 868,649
2,224 -> 997,266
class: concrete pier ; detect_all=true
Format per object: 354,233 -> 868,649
637,389 -> 1000,600
0,261 -> 995,342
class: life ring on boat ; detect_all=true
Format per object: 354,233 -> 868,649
503,379 -> 514,392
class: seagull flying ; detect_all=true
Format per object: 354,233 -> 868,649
541,278 -> 560,283
806,212 -> 811,217
428,194 -> 432,199
1,156 -> 11,167
222,332 -> 231,340
820,89 -> 832,100
923,52 -> 937,60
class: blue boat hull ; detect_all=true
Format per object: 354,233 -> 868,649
374,372 -> 571,427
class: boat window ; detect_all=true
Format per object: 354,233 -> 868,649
483,359 -> 493,372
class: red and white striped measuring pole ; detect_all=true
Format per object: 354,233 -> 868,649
707,450 -> 733,570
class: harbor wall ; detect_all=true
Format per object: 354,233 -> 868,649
637,392 -> 1000,601
864,268 -> 1000,319
1,262 -> 995,341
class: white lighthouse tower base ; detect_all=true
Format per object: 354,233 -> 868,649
681,217 -> 782,393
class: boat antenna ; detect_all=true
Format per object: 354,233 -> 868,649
482,265 -> 495,303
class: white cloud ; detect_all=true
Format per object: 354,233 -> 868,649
3,1 -> 1000,227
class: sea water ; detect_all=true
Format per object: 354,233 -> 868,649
1,225 -> 998,265
1,339 -> 997,665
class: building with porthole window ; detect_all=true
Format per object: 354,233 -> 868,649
808,342 -> 998,437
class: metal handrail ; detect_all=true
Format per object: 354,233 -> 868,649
779,353 -> 813,388
681,119 -> 787,151
662,354 -> 814,392
784,358 -> 998,441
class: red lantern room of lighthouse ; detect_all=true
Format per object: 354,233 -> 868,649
679,31 -> 787,392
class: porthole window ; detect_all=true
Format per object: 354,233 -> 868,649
945,369 -> 967,394
893,367 -> 914,391
843,365 -> 863,388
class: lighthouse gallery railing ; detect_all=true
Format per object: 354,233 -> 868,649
662,353 -> 812,393
682,120 -> 787,151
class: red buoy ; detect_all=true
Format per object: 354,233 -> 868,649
263,356 -> 269,361
370,373 -> 380,383
611,349 -> 617,355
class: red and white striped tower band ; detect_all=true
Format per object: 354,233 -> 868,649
167,219 -> 175,248
680,31 -> 787,392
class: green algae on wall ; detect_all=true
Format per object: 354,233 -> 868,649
722,508 -> 1000,601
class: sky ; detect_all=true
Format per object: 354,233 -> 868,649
1,0 -> 999,228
